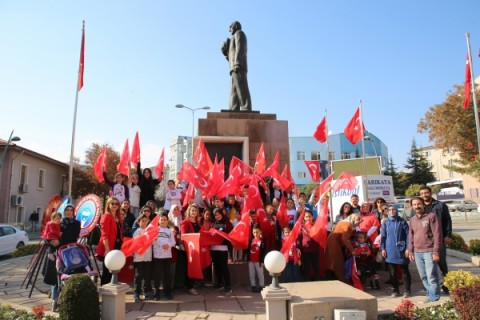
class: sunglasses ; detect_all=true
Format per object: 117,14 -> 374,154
110,202 -> 119,206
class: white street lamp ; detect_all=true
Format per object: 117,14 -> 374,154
0,130 -> 21,216
264,250 -> 286,289
104,250 -> 126,285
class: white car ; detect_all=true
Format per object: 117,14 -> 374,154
0,224 -> 29,256
444,200 -> 478,212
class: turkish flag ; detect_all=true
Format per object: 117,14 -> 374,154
332,172 -> 358,192
216,165 -> 242,198
464,54 -> 472,109
305,160 -> 320,182
154,148 -> 164,180
352,258 -> 364,291
314,173 -> 334,200
194,139 -> 213,177
229,156 -> 251,178
228,212 -> 251,249
254,143 -> 266,175
308,197 -> 329,249
204,156 -> 225,199
93,146 -> 107,183
77,23 -> 85,91
182,183 -> 196,207
344,107 -> 365,145
243,174 -> 263,210
273,170 -> 293,193
130,132 -> 140,168
280,211 -> 305,259
178,162 -> 210,192
121,215 -> 160,257
117,139 -> 130,177
313,116 -> 327,143
200,228 -> 230,246
262,151 -> 280,178
276,196 -> 289,229
182,233 -> 203,279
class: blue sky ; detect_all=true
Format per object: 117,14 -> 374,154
1,1 -> 479,170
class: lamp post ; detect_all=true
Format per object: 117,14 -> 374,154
175,104 -> 210,161
99,249 -> 129,320
262,250 -> 290,320
364,134 -> 383,173
264,250 -> 286,289
0,130 -> 21,219
0,130 -> 21,171
104,250 -> 126,285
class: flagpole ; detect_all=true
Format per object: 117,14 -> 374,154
466,33 -> 480,153
359,100 -> 368,202
68,20 -> 85,196
324,108 -> 334,225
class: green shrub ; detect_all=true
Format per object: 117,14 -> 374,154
468,239 -> 480,255
12,243 -> 41,257
449,233 -> 466,250
412,301 -> 458,319
59,274 -> 100,320
451,283 -> 480,320
444,270 -> 480,293
0,303 -> 57,320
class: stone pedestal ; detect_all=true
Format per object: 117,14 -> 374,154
98,283 -> 130,320
197,111 -> 289,174
261,287 -> 291,320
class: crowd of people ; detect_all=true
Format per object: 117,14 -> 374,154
41,160 -> 452,309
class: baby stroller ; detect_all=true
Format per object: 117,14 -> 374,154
54,243 -> 98,309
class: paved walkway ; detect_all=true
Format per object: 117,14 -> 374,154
0,252 -> 479,319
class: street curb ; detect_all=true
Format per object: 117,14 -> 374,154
447,248 -> 480,267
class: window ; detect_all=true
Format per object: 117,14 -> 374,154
425,151 -> 431,157
341,152 -> 351,160
311,151 -> 321,161
297,172 -> 306,179
38,169 -> 45,189
20,164 -> 28,185
3,226 -> 15,235
16,207 -> 25,224
328,152 -> 335,161
297,151 -> 305,160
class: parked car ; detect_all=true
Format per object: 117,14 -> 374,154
444,199 -> 478,212
0,224 -> 29,256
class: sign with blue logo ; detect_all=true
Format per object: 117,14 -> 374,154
75,194 -> 102,237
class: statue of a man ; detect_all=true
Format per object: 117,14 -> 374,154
221,21 -> 252,111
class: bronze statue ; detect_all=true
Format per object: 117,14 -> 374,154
221,21 -> 252,112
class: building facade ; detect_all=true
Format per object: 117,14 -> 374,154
168,131 -> 388,186
289,131 -> 388,185
421,146 -> 480,201
0,141 -> 68,226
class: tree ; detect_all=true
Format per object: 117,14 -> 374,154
71,143 -> 121,198
418,84 -> 480,178
404,139 -> 435,187
384,157 -> 405,196
405,184 -> 422,198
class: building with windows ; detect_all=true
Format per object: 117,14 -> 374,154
168,136 -> 192,180
420,146 -> 480,201
0,140 -> 68,225
168,132 -> 388,186
289,131 -> 388,185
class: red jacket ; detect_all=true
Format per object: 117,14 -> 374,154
96,213 -> 122,256
180,218 -> 200,234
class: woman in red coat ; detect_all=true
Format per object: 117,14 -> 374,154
96,197 -> 124,285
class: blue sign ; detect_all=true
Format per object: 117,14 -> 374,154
75,194 -> 102,237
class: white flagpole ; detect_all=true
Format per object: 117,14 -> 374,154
68,20 -> 85,196
359,100 -> 368,202
466,33 -> 480,153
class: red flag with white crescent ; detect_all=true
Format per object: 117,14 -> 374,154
93,146 -> 107,183
117,139 -> 130,177
130,131 -> 140,168
344,107 -> 365,145
313,116 -> 327,143
304,160 -> 320,182
154,148 -> 164,180
182,233 -> 203,279
254,142 -> 266,175
228,211 -> 251,249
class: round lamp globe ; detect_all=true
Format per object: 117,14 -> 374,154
104,250 -> 126,272
264,250 -> 286,274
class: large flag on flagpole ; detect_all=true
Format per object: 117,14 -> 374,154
77,21 -> 85,91
130,132 -> 140,168
344,107 -> 365,145
313,116 -> 327,143
67,20 -> 86,196
464,53 -> 472,109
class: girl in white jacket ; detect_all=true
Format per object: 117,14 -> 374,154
152,212 -> 176,300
